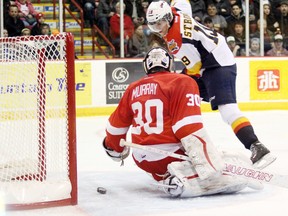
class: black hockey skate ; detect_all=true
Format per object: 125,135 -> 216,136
250,141 -> 277,170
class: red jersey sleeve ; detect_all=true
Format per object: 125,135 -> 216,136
105,86 -> 134,152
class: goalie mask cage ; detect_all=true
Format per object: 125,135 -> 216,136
0,33 -> 77,210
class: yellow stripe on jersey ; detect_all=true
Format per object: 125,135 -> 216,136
186,61 -> 202,76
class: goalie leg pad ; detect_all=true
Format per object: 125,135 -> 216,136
200,174 -> 248,195
181,128 -> 224,180
165,161 -> 205,197
165,161 -> 249,197
163,161 -> 251,197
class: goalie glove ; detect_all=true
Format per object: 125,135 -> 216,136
103,138 -> 130,165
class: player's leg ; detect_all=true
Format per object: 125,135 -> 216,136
218,104 -> 276,169
201,65 -> 276,169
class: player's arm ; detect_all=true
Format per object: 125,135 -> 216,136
173,14 -> 203,77
170,0 -> 192,17
173,45 -> 202,77
103,88 -> 133,161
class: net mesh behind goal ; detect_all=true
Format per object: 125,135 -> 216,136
0,33 -> 77,210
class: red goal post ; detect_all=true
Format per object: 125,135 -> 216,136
0,33 -> 77,210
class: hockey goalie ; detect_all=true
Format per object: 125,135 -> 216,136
102,47 -> 263,197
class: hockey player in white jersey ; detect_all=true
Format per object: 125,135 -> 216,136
146,0 -> 276,169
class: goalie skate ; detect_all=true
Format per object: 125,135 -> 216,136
161,176 -> 184,197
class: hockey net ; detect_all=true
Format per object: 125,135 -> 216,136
0,33 -> 77,210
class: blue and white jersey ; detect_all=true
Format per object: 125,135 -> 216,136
165,8 -> 235,76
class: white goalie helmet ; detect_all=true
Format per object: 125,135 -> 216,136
146,0 -> 173,33
143,47 -> 174,74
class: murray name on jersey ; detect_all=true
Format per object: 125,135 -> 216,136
131,83 -> 158,100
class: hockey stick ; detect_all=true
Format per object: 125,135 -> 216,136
120,139 -> 288,189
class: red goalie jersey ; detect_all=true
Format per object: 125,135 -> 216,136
105,72 -> 203,180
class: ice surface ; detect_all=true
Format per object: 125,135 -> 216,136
4,110 -> 288,216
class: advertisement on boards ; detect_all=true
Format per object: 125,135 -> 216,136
0,61 -> 92,110
0,62 -> 66,109
250,60 -> 288,100
105,61 -> 185,104
75,62 -> 92,106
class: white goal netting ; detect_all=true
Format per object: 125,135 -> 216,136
0,33 -> 77,209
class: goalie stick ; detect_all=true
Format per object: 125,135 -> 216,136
120,139 -> 288,189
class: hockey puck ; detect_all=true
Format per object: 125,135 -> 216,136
97,187 -> 107,194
